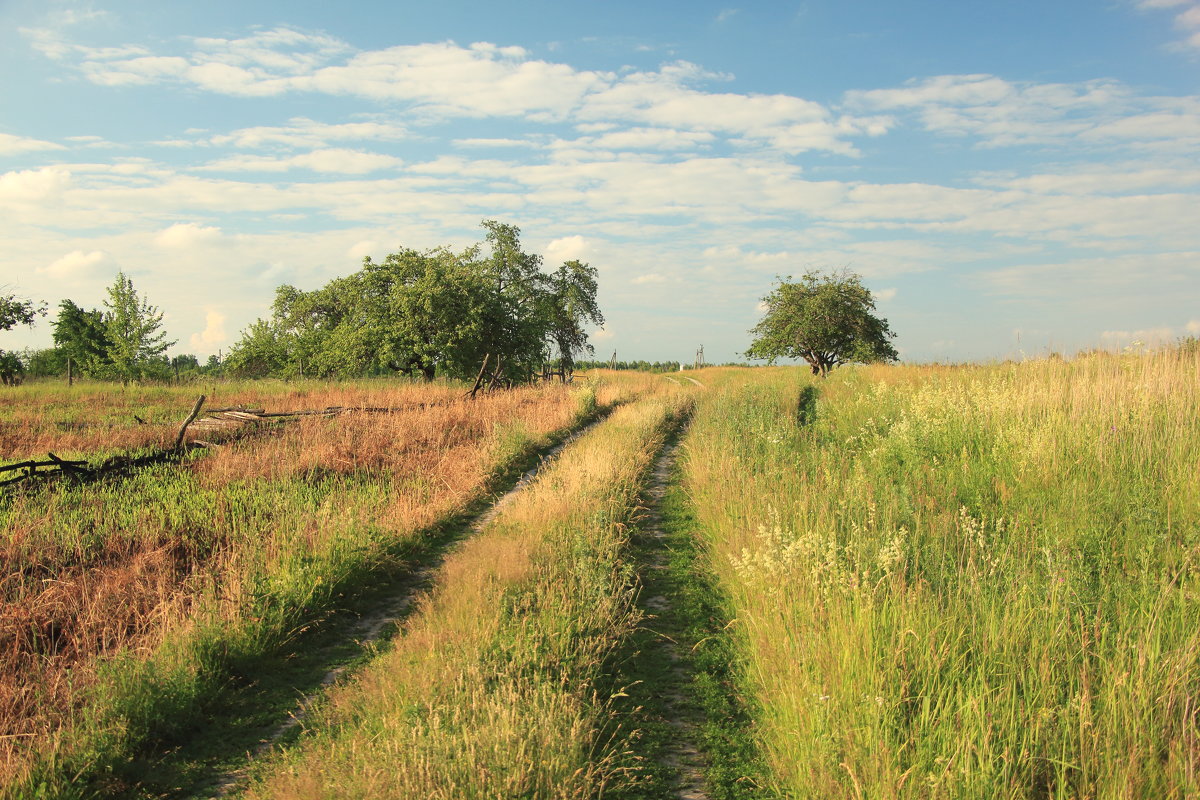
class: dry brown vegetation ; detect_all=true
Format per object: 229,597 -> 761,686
0,378 -> 620,791
0,378 -> 473,461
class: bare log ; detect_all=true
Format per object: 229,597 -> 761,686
46,452 -> 89,475
175,394 -> 207,449
468,353 -> 491,399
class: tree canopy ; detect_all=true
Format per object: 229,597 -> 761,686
745,270 -> 898,377
52,299 -> 112,376
103,272 -> 176,384
225,220 -> 603,384
0,291 -> 46,385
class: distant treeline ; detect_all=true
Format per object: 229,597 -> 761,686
7,221 -> 606,386
575,360 -> 752,373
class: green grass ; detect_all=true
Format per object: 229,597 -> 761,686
682,353 -> 1200,798
604,424 -> 771,800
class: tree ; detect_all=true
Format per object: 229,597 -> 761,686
544,259 -> 603,381
362,247 -> 490,381
52,299 -> 112,376
746,270 -> 898,377
1,291 -> 46,385
477,220 -> 553,383
225,220 -> 605,385
102,272 -> 176,384
224,317 -> 291,378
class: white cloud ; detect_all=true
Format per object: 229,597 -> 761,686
1186,319 -> 1200,334
980,162 -> 1200,195
983,251 -> 1200,298
189,308 -> 228,352
199,148 -> 402,174
38,249 -> 113,279
1137,0 -> 1200,48
544,235 -> 592,264
875,287 -> 898,302
210,118 -> 409,149
592,328 -> 615,340
453,137 -> 539,148
0,166 -> 71,203
0,133 -> 65,155
45,30 -> 878,155
347,240 -> 378,260
83,55 -> 189,86
632,273 -> 667,284
155,223 -> 222,248
1099,326 -> 1177,348
845,74 -> 1200,149
587,127 -> 715,151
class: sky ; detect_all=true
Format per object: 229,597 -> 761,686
1,0 -> 1198,365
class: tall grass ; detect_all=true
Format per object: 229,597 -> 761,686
243,389 -> 690,799
0,379 -> 635,797
683,351 -> 1200,798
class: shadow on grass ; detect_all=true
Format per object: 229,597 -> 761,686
795,384 -> 818,428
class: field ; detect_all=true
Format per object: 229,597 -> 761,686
1,351 -> 1197,799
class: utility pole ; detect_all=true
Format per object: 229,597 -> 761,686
608,350 -> 617,370
694,344 -> 705,370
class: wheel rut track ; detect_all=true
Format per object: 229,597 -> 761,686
637,437 -> 712,800
180,411 -> 614,799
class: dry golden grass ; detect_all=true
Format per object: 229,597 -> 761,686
0,379 -> 469,461
0,379 -> 618,791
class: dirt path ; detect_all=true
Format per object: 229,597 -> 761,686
637,440 -> 711,800
186,415 -> 612,798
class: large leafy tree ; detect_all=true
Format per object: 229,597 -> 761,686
103,272 -> 176,384
52,299 -> 112,375
229,246 -> 492,380
226,220 -> 604,384
477,219 -> 552,383
365,246 -> 490,380
544,259 -> 603,381
746,270 -> 898,377
0,291 -> 47,385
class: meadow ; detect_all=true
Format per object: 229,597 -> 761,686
2,349 -> 1197,799
684,350 -> 1200,798
0,376 -> 641,797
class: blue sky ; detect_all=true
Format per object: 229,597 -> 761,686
2,0 -> 1198,364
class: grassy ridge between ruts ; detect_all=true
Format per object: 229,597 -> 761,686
682,352 -> 1200,798
239,389 -> 691,799
2,377 -> 654,799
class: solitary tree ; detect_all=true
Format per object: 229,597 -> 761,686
746,270 -> 898,377
103,272 -> 176,384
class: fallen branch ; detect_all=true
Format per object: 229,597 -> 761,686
175,394 -> 207,449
